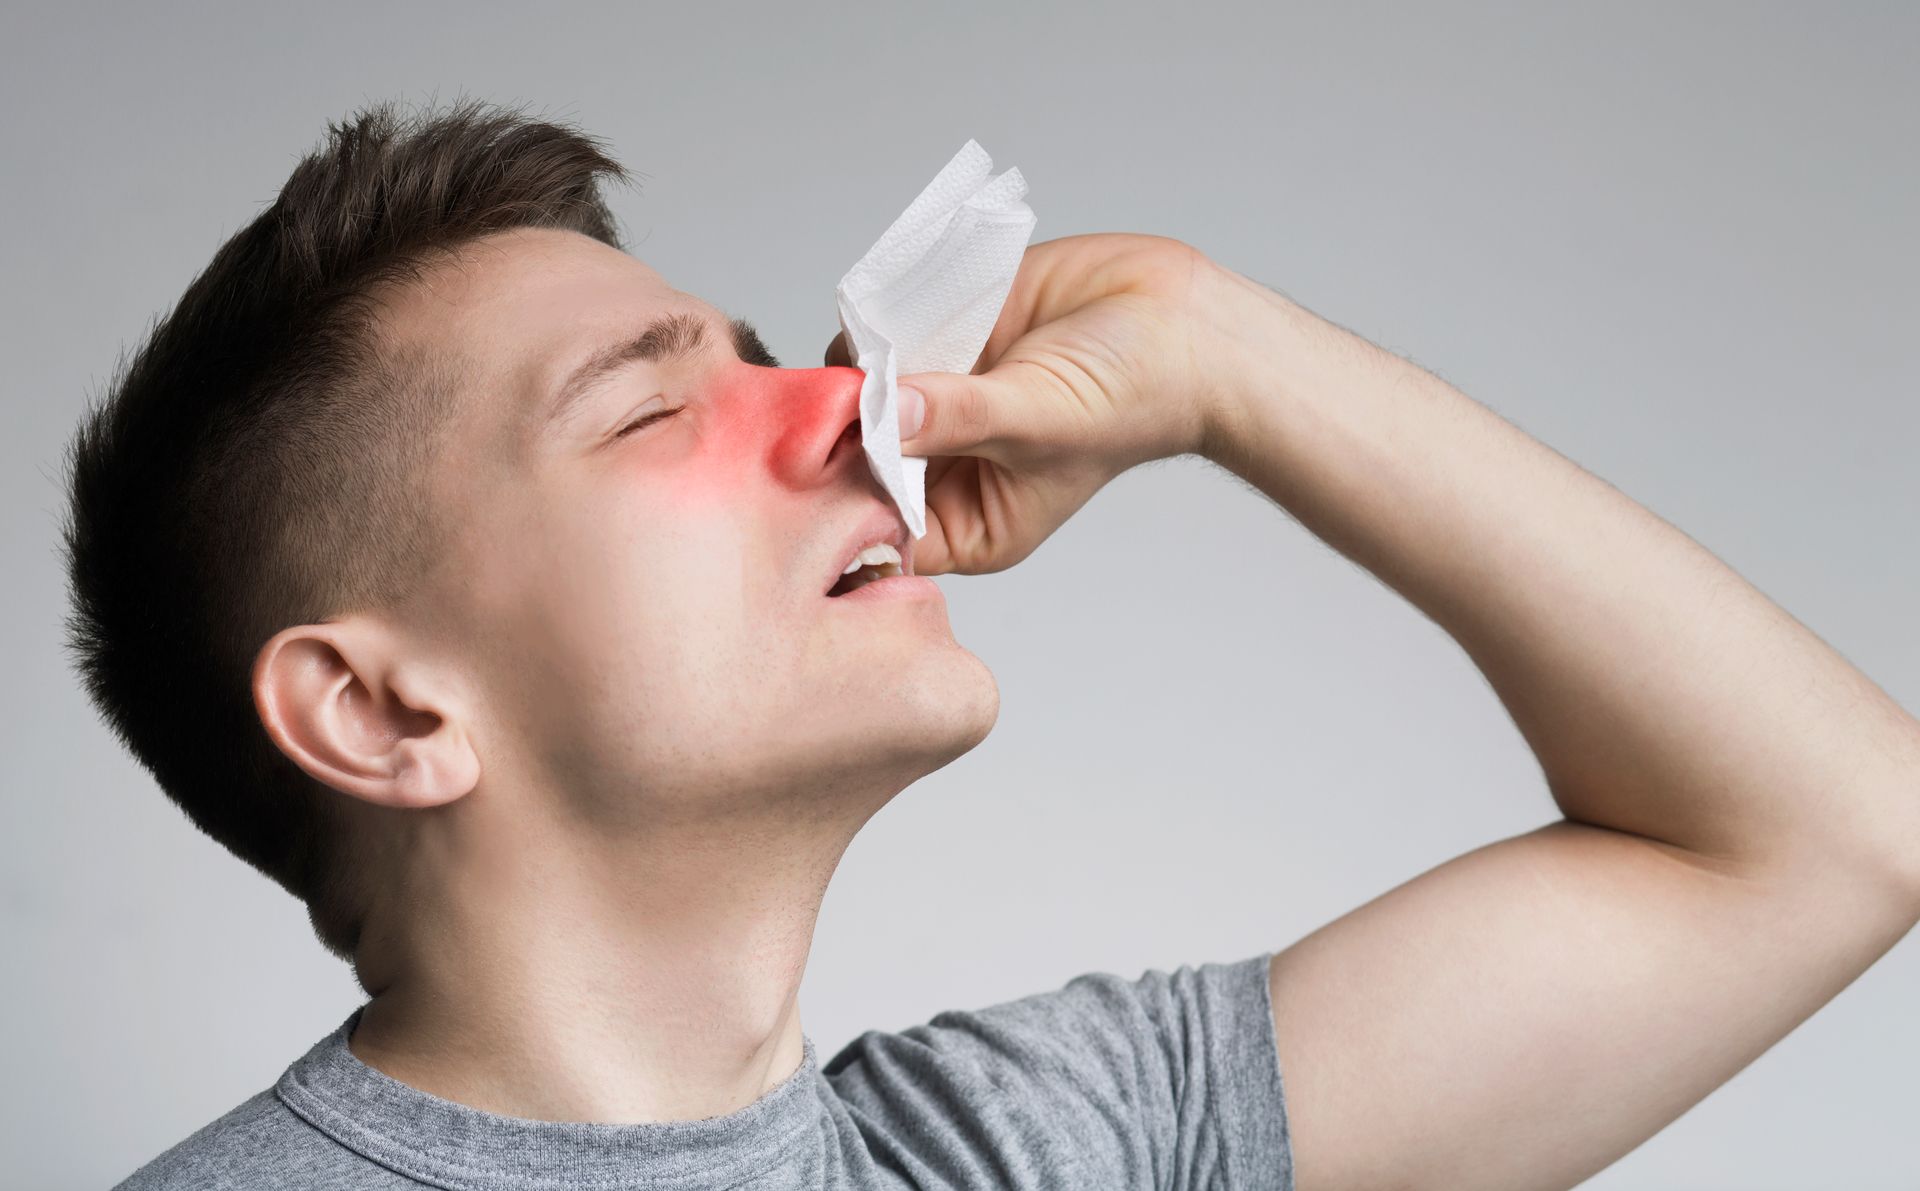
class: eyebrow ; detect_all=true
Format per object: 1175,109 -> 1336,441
541,311 -> 771,432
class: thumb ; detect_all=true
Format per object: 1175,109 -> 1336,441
895,369 -> 1017,463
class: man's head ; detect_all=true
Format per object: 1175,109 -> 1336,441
63,100 -> 998,972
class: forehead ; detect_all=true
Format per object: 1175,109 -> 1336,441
379,226 -> 717,405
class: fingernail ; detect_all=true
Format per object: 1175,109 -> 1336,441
898,385 -> 926,440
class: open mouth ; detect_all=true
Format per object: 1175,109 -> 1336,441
827,542 -> 905,597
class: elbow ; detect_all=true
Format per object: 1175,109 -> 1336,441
1826,713 -> 1920,923
1872,743 -> 1920,923
1785,736 -> 1920,928
1894,805 -> 1920,923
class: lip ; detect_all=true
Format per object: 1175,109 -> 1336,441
828,573 -> 943,604
821,505 -> 915,597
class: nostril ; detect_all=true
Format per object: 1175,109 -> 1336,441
829,416 -> 861,463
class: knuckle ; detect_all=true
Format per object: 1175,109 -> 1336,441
1134,237 -> 1208,283
946,381 -> 995,443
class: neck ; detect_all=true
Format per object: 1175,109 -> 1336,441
347,792 -> 858,1123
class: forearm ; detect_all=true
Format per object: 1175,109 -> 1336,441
1198,266 -> 1920,891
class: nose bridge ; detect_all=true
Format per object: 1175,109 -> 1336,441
754,363 -> 867,487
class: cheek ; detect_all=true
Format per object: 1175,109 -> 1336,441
644,530 -> 752,643
601,498 -> 772,699
609,410 -> 783,627
641,380 -> 781,500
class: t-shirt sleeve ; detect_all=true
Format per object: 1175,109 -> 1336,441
819,950 -> 1292,1190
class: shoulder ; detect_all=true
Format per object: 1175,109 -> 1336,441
826,952 -> 1276,1088
818,952 -> 1290,1189
110,1086 -> 406,1191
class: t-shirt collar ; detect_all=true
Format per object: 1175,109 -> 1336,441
274,1005 -> 821,1191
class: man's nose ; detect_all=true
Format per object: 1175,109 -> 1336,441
754,364 -> 869,489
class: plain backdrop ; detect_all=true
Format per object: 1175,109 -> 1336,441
5,3 -> 1915,1187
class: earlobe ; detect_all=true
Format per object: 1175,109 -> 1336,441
252,620 -> 479,810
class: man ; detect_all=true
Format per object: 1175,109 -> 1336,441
71,99 -> 1918,1190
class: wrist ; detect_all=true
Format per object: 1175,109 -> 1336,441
1190,259 -> 1321,471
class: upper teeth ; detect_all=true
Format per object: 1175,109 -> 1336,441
843,542 -> 902,573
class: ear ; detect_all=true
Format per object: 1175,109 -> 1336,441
252,618 -> 480,810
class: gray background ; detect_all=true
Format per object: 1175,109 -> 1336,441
5,2 -> 1915,1186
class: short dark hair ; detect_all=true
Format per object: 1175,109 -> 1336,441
61,98 -> 630,964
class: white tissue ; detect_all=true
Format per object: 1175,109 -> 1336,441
835,139 -> 1037,539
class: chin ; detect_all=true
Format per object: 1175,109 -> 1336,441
903,643 -> 1000,768
833,639 -> 999,791
704,642 -> 999,811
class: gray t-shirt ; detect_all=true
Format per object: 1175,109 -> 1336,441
115,952 -> 1292,1189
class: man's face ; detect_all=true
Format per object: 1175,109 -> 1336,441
385,228 -> 997,829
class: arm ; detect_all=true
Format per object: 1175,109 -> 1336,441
1196,266 -> 1920,1189
865,231 -> 1920,1188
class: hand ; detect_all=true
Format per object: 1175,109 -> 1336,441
825,233 -> 1261,576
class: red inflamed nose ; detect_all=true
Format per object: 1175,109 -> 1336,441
663,363 -> 868,499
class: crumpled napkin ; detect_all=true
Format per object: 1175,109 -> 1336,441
834,140 -> 1037,538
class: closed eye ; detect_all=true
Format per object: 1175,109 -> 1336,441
613,406 -> 682,439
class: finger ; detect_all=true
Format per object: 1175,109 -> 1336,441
908,503 -> 955,577
894,369 -> 1016,464
823,331 -> 851,369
